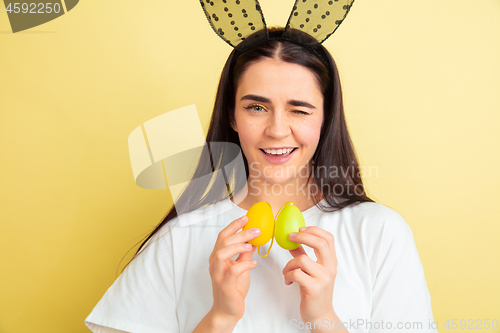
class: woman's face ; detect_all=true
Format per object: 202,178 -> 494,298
232,56 -> 324,185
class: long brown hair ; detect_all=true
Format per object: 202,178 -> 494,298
118,28 -> 374,276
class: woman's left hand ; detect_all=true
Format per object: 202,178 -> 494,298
282,226 -> 338,325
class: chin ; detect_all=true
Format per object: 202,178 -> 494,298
263,177 -> 287,184
261,174 -> 295,186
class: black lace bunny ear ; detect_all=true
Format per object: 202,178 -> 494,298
199,0 -> 267,49
284,0 -> 355,45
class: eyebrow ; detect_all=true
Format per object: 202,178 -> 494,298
240,94 -> 316,109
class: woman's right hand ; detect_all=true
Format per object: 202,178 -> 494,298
208,215 -> 261,325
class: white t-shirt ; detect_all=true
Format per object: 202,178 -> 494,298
85,198 -> 438,333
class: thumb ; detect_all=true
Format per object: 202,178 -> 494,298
289,245 -> 306,258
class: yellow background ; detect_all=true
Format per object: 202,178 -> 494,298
1,0 -> 499,332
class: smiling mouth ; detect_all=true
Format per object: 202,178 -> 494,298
260,147 -> 298,156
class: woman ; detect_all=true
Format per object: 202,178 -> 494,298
85,27 -> 437,333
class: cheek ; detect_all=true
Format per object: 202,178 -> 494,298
236,117 -> 260,138
238,132 -> 252,148
235,122 -> 258,149
297,120 -> 323,148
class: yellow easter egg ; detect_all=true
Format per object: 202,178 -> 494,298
242,201 -> 274,246
274,202 -> 306,250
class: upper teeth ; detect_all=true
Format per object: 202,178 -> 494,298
264,148 -> 294,155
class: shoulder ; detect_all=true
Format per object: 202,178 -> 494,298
137,200 -> 227,251
315,201 -> 414,250
346,202 -> 416,257
324,200 -> 409,227
133,202 -> 225,262
155,198 -> 235,233
145,198 -> 240,247
174,198 -> 240,228
343,201 -> 404,219
342,201 -> 411,233
351,202 -> 408,229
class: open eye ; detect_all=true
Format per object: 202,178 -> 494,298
244,104 -> 267,113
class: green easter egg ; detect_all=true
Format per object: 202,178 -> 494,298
274,202 -> 305,250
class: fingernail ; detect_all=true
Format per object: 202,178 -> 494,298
241,216 -> 248,221
289,232 -> 297,238
250,260 -> 257,265
244,243 -> 252,249
251,228 -> 261,235
300,227 -> 308,232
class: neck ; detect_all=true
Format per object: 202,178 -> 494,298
230,177 -> 323,215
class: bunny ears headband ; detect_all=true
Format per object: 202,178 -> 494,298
199,0 -> 355,53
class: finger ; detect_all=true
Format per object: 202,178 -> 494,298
223,260 -> 257,286
217,215 -> 249,244
210,223 -> 260,265
289,245 -> 306,258
236,244 -> 257,262
211,243 -> 253,277
283,267 -> 315,287
282,254 -> 322,279
288,227 -> 336,265
223,227 -> 261,248
298,226 -> 336,254
213,242 -> 254,264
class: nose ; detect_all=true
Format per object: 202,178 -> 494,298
264,110 -> 291,139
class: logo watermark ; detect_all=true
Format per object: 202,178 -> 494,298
246,161 -> 378,198
4,1 -> 79,33
290,318 -> 499,330
291,318 -> 432,330
248,161 -> 379,180
127,105 -> 380,227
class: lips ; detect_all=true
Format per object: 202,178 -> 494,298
261,147 -> 297,156
259,148 -> 298,165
